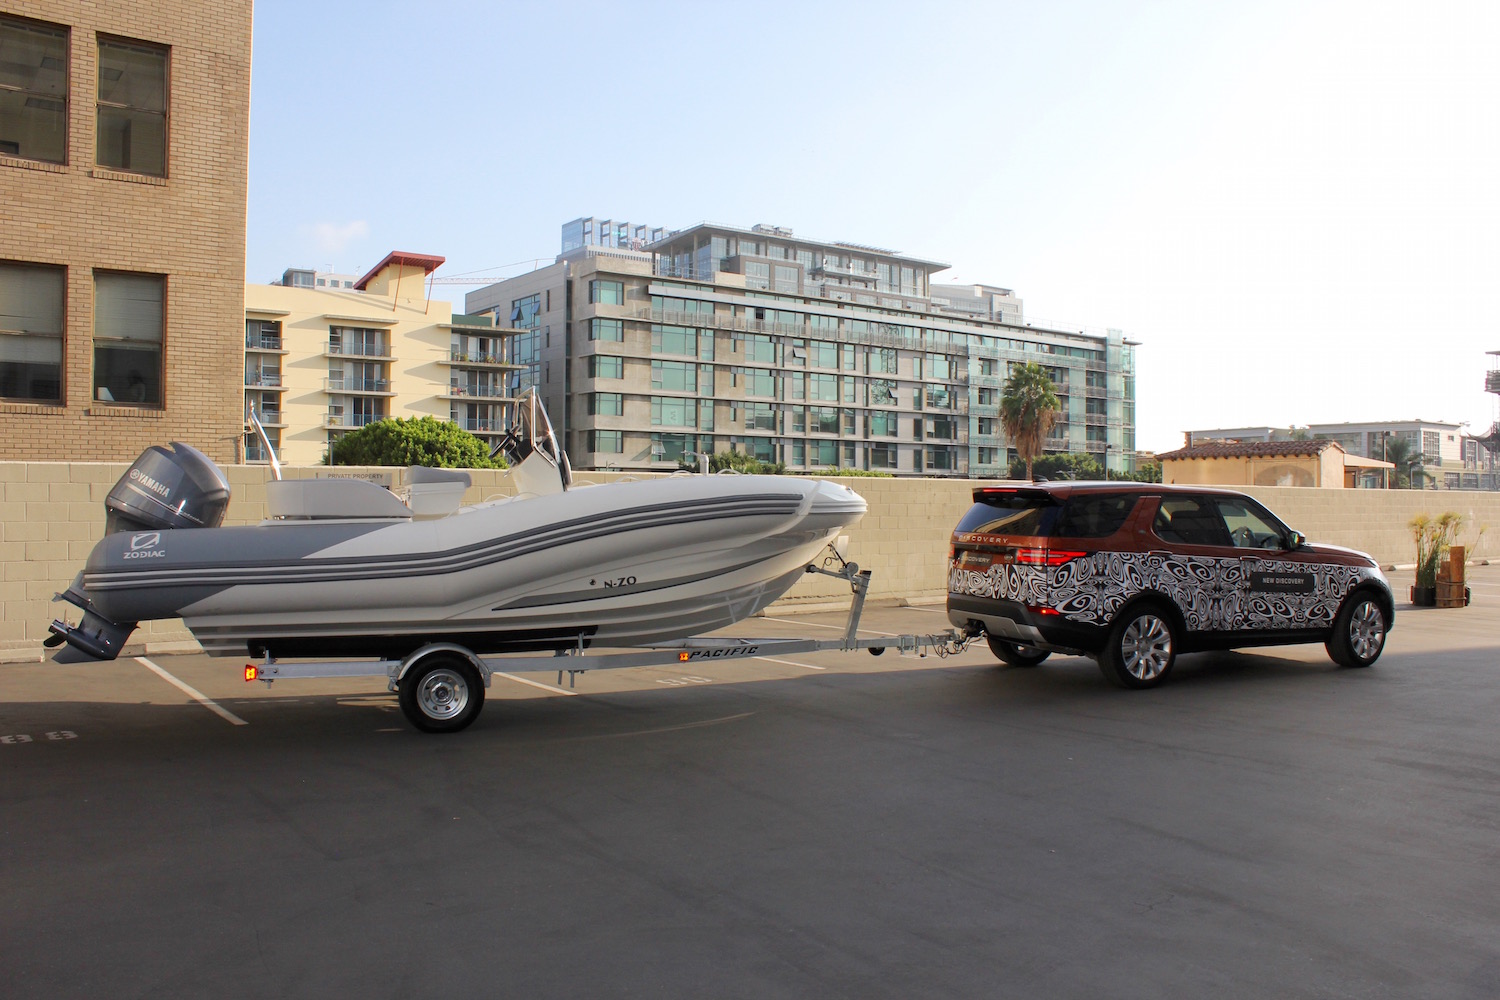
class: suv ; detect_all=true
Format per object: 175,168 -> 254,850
946,483 -> 1394,688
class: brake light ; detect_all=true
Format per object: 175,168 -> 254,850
1013,547 -> 1085,567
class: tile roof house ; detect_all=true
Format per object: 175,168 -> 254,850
1157,439 -> 1394,488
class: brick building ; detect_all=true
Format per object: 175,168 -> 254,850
0,1 -> 251,463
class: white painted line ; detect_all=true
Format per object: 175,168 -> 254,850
756,656 -> 826,671
492,671 -> 580,696
136,657 -> 248,726
576,712 -> 755,741
759,616 -> 901,637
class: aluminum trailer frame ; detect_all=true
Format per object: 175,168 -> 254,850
242,554 -> 969,733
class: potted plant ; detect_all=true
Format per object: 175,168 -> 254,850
1409,511 -> 1464,606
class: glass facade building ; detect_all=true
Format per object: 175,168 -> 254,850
467,221 -> 1139,477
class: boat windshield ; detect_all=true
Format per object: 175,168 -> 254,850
493,389 -> 572,492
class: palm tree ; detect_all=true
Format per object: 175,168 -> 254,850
1382,435 -> 1413,488
1000,362 -> 1061,481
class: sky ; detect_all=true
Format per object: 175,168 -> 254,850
245,0 -> 1500,454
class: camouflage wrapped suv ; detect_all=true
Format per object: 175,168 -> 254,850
946,483 -> 1394,688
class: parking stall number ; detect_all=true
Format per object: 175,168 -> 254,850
1,731 -> 79,745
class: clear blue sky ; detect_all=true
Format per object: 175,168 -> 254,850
247,1 -> 1500,453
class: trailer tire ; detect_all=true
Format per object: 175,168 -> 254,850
399,654 -> 485,733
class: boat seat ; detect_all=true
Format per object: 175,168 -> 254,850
267,478 -> 413,520
404,466 -> 472,519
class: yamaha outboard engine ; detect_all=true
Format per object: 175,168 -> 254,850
104,442 -> 231,534
48,443 -> 231,660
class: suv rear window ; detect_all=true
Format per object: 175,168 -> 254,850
958,493 -> 1137,539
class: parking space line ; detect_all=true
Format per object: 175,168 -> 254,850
492,671 -> 580,696
756,656 -> 826,671
136,657 -> 248,726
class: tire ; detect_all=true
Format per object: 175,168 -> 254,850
986,634 -> 1050,667
398,654 -> 485,733
1098,604 -> 1178,689
1326,591 -> 1388,668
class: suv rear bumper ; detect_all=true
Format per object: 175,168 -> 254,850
947,594 -> 1106,656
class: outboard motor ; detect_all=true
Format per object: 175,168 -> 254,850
104,442 -> 231,534
48,443 -> 231,660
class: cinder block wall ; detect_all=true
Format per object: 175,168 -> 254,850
7,462 -> 1499,657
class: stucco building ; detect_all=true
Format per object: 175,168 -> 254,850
0,1 -> 251,463
244,251 -> 518,466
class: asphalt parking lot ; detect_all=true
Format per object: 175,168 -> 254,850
4,565 -> 1500,999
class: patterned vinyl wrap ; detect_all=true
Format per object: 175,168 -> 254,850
949,551 -> 1384,633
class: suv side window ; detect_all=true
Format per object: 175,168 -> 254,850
1153,496 -> 1232,547
1052,495 -> 1138,538
1213,497 -> 1286,549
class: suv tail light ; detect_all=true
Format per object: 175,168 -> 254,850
1014,547 -> 1085,567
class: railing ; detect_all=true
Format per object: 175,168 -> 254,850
447,383 -> 506,398
245,335 -> 283,351
246,408 -> 284,425
324,413 -> 384,429
245,372 -> 282,387
325,377 -> 391,393
449,350 -> 517,366
326,341 -> 392,358
457,418 -> 503,433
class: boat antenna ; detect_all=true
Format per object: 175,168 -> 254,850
247,404 -> 283,481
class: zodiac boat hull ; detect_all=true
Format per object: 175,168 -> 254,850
64,474 -> 867,659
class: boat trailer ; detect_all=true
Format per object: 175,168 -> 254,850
242,549 -> 969,733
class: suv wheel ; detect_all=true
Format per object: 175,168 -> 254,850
1098,605 -> 1178,689
986,634 -> 1050,667
1326,591 -> 1387,668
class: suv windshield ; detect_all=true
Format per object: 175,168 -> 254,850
957,492 -> 1137,539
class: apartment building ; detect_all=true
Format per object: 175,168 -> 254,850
466,221 -> 1138,478
0,2 -> 251,463
244,251 -> 520,465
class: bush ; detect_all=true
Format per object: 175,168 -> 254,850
329,416 -> 504,468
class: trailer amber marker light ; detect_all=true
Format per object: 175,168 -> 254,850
244,665 -> 257,681
679,652 -> 691,662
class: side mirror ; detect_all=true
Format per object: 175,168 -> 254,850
1287,530 -> 1306,551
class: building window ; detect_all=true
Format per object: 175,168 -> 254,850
587,354 -> 623,379
0,261 -> 64,401
590,429 -> 623,453
652,324 -> 695,356
588,392 -> 623,417
651,360 -> 697,393
589,318 -> 623,342
510,293 -> 541,329
97,37 -> 168,177
93,271 -> 163,405
0,16 -> 68,164
589,279 -> 624,305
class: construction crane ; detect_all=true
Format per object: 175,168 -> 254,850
426,258 -> 553,286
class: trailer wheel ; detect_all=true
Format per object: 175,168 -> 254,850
399,654 -> 485,733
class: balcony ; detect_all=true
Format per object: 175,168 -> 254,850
325,341 -> 392,359
325,377 -> 394,395
245,372 -> 286,389
245,408 -> 285,427
245,335 -> 285,352
444,383 -> 507,399
456,417 -> 503,434
324,412 -> 385,429
448,350 -> 522,369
